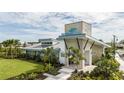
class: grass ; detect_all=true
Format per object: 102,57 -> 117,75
0,58 -> 43,80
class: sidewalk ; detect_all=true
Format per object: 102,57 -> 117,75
44,67 -> 74,80
115,53 -> 124,71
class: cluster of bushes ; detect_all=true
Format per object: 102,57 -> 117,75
9,72 -> 46,80
68,71 -> 92,80
47,66 -> 60,75
69,57 -> 123,80
69,47 -> 124,80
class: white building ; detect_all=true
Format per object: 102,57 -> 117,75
23,21 -> 110,70
57,21 -> 110,69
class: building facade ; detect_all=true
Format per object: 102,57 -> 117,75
57,21 -> 110,69
23,21 -> 110,70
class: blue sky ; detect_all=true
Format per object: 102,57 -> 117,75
0,12 -> 124,42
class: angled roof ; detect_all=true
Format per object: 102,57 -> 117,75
57,28 -> 111,48
86,35 -> 111,47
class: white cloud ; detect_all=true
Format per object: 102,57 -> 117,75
0,12 -> 124,42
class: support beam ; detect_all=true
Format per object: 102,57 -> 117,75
63,38 -> 69,67
84,39 -> 89,50
76,38 -> 80,49
64,38 -> 68,49
90,41 -> 95,49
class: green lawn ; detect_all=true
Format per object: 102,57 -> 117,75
0,58 -> 43,80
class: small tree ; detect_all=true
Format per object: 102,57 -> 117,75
90,47 -> 123,80
90,57 -> 123,80
41,47 -> 59,70
67,47 -> 84,70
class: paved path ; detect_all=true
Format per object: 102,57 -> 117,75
115,53 -> 124,71
44,67 -> 74,80
44,66 -> 96,80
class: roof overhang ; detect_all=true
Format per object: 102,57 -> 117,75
86,35 -> 111,48
57,34 -> 86,40
57,33 -> 111,48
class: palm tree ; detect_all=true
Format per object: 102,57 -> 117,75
67,47 -> 84,70
13,39 -> 21,58
8,39 -> 14,58
2,40 -> 9,57
2,39 -> 21,58
41,47 -> 58,70
0,43 -> 3,56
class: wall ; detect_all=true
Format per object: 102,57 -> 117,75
65,22 -> 82,33
65,21 -> 92,36
53,40 -> 66,64
92,44 -> 104,62
82,21 -> 92,36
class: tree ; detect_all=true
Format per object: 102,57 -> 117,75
13,39 -> 21,57
90,47 -> 123,80
2,39 -> 21,58
90,57 -> 123,80
69,47 -> 123,80
0,43 -> 3,56
2,40 -> 9,57
23,42 -> 27,47
67,47 -> 84,70
41,47 -> 59,69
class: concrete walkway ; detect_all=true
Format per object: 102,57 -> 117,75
115,53 -> 124,71
44,65 -> 96,80
44,67 -> 74,80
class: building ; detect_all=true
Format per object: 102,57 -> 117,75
22,38 -> 62,59
57,21 -> 110,69
23,21 -> 110,70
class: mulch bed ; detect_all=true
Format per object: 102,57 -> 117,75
7,73 -> 47,80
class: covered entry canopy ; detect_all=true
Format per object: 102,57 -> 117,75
57,28 -> 110,49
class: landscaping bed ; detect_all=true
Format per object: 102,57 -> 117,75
8,72 -> 47,80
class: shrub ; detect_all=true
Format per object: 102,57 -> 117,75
28,73 -> 38,80
69,57 -> 123,80
48,66 -> 59,75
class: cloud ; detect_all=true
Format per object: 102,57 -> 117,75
0,12 -> 124,42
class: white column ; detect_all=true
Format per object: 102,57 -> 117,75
102,46 -> 105,55
81,60 -> 85,69
65,49 -> 69,67
89,50 -> 92,66
65,56 -> 69,67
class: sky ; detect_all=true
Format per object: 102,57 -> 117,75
0,12 -> 124,43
